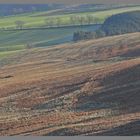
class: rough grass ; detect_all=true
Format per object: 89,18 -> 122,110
0,32 -> 140,136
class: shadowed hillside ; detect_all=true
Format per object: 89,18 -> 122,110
0,32 -> 140,136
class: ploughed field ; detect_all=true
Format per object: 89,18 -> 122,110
0,32 -> 140,136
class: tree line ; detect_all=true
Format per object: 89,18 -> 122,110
0,15 -> 102,30
45,15 -> 101,27
73,11 -> 140,41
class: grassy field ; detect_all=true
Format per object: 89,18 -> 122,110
0,6 -> 140,28
0,25 -> 99,51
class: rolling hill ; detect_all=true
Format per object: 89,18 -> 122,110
0,32 -> 140,136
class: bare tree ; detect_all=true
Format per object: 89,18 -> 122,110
86,15 -> 94,25
45,18 -> 54,27
15,20 -> 25,29
78,16 -> 86,25
56,17 -> 61,27
94,17 -> 101,24
70,16 -> 77,25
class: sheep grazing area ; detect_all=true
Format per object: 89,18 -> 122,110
0,32 -> 140,136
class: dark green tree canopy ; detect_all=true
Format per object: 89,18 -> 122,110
101,11 -> 140,35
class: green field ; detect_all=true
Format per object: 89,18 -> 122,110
0,24 -> 99,60
0,5 -> 140,60
0,6 -> 140,28
0,25 -> 99,51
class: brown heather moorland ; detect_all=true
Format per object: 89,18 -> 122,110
0,32 -> 140,136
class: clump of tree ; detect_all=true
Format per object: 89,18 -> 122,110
101,11 -> 140,36
73,29 -> 106,41
73,11 -> 140,41
44,15 -> 102,27
70,15 -> 101,26
73,31 -> 95,41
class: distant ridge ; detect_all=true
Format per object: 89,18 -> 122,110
0,4 -> 64,16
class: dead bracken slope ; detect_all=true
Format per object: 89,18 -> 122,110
0,32 -> 140,136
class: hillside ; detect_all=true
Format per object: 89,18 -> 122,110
0,32 -> 140,136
